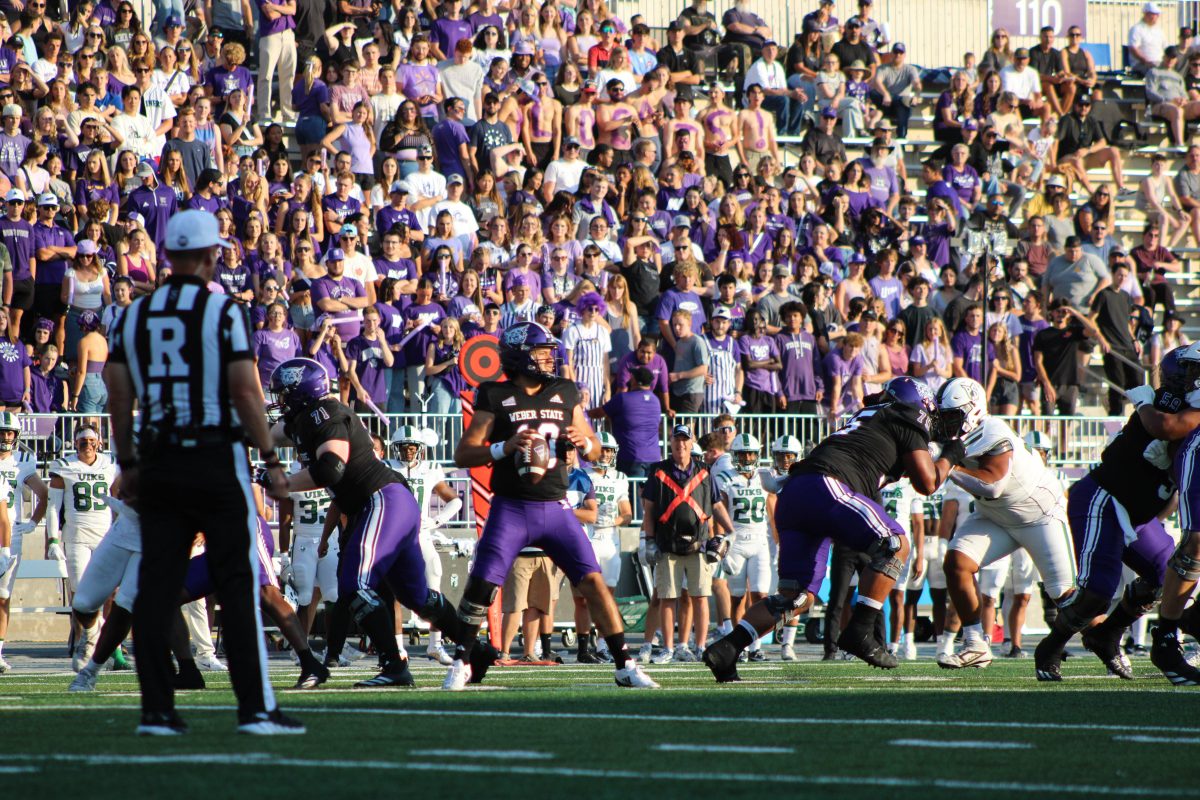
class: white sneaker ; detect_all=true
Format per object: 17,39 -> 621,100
69,666 -> 98,692
937,640 -> 994,669
651,647 -> 673,665
780,644 -> 797,661
196,655 -> 228,672
672,645 -> 696,662
0,654 -> 9,673
636,643 -> 652,664
615,662 -> 659,688
902,640 -> 918,661
426,644 -> 454,666
442,659 -> 472,691
342,644 -> 366,662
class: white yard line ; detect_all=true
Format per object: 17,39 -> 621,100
3,754 -> 1195,796
890,739 -> 1034,750
653,744 -> 795,754
1114,735 -> 1200,745
409,749 -> 551,759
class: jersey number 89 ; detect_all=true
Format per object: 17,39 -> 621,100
72,481 -> 109,513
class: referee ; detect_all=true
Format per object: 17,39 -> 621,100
106,210 -> 301,736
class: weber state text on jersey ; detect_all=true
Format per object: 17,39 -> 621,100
285,398 -> 402,514
478,376 -> 580,501
794,403 -> 931,501
1088,391 -> 1179,525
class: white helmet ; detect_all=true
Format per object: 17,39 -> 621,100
0,411 -> 19,453
389,425 -> 437,467
1023,430 -> 1054,453
935,378 -> 988,439
730,433 -> 761,473
771,434 -> 802,471
596,431 -> 619,468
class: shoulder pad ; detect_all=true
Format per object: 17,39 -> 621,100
964,417 -> 1017,459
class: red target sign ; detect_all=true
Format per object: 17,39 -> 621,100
459,335 -> 504,388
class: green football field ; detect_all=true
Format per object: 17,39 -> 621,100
3,649 -> 1200,799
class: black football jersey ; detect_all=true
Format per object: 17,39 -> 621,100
1087,390 -> 1180,525
792,402 -> 930,501
285,398 -> 401,515
477,376 -> 579,501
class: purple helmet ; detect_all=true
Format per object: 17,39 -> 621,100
76,309 -> 101,333
269,357 -> 331,419
500,321 -> 559,383
884,376 -> 938,433
1160,344 -> 1200,398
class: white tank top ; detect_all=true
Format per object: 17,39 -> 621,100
67,269 -> 104,310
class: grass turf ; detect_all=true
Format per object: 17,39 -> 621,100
3,655 -> 1200,799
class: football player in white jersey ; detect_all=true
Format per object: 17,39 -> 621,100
768,435 -> 803,659
720,434 -> 776,661
935,482 -> 972,658
933,378 -> 1077,670
881,477 -> 924,660
0,413 -> 47,673
279,462 -> 340,639
387,426 -> 463,665
577,432 -> 632,663
48,425 -> 117,671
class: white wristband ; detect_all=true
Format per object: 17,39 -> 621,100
489,441 -> 507,462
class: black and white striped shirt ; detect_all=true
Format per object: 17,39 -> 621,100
109,274 -> 252,433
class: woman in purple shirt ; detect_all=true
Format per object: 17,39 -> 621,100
292,55 -> 332,161
0,313 -> 30,409
346,306 -> 395,411
321,101 -> 376,189
425,316 -> 466,414
736,309 -> 782,412
943,144 -> 982,209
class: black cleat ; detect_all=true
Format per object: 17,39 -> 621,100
354,658 -> 415,688
1034,637 -> 1063,682
576,650 -> 602,664
237,709 -> 306,735
1150,627 -> 1200,686
821,650 -> 839,662
136,711 -> 188,736
295,661 -> 331,690
1082,628 -> 1133,680
702,638 -> 743,683
172,662 -> 206,690
836,628 -> 898,669
468,640 -> 499,684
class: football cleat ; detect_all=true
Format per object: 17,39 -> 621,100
821,650 -> 839,661
595,648 -> 615,664
780,644 -> 797,661
173,662 -> 206,690
615,662 -> 659,688
354,659 -> 415,688
295,661 -> 331,690
1004,645 -> 1027,659
426,644 -> 455,666
443,659 -> 472,691
651,647 -> 673,665
468,640 -> 500,684
110,647 -> 132,671
672,645 -> 696,663
196,654 -> 227,672
576,650 -> 603,664
837,628 -> 899,669
1151,627 -> 1200,686
342,643 -> 366,662
701,638 -> 743,683
636,643 -> 653,664
136,712 -> 188,736
748,650 -> 767,662
1034,637 -> 1064,682
68,666 -> 98,692
237,709 -> 305,735
936,641 -> 994,670
72,635 -> 95,673
736,650 -> 748,662
1082,628 -> 1133,680
0,654 -> 10,673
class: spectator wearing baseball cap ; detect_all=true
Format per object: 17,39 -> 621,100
873,41 -> 922,138
592,362 -> 664,479
123,160 -> 178,249
1130,2 -> 1167,75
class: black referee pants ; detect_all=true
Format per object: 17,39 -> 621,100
133,443 -> 275,719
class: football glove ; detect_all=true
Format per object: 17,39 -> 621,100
1188,388 -> 1200,410
278,553 -> 294,586
638,537 -> 659,565
47,539 -> 65,561
1126,384 -> 1156,409
704,536 -> 730,564
11,521 -> 35,537
938,438 -> 967,468
1144,438 -> 1173,470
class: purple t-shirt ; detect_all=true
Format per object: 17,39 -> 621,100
32,223 -> 76,285
322,194 -> 361,224
432,118 -> 470,178
614,351 -> 668,395
124,184 -> 178,248
869,275 -> 904,319
776,330 -> 823,401
0,339 -> 29,402
256,0 -> 296,36
0,218 -> 34,281
292,79 -> 330,117
252,328 -> 301,387
205,65 -> 255,103
29,367 -> 62,412
951,330 -> 995,384
655,289 -> 706,334
823,348 -> 865,410
401,302 -> 446,364
602,389 -> 663,464
1018,315 -> 1050,381
376,206 -> 419,235
346,334 -> 390,406
432,17 -> 474,57
942,164 -> 980,205
0,133 -> 29,179
311,274 -> 366,340
737,334 -> 780,394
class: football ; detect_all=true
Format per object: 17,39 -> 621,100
517,433 -> 550,483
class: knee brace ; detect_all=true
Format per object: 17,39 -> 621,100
1169,530 -> 1200,581
867,535 -> 905,582
349,587 -> 383,624
1055,589 -> 1111,634
456,577 -> 498,627
1121,577 -> 1162,617
764,580 -> 811,622
419,589 -> 462,639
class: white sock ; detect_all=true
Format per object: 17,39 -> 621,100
939,631 -> 957,654
82,659 -> 101,675
596,637 -> 610,654
857,596 -> 883,611
780,627 -> 797,646
887,641 -> 899,654
394,634 -> 409,659
0,638 -> 5,657
718,619 -> 733,636
964,623 -> 985,645
748,636 -> 761,653
1133,616 -> 1148,647
429,630 -> 442,649
897,632 -> 908,648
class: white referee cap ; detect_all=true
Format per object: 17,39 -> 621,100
165,209 -> 233,251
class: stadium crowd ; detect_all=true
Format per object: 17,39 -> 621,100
0,0 -> 1185,427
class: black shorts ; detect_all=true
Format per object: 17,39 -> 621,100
33,282 -> 66,320
9,276 -> 33,311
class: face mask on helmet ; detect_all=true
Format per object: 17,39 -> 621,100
774,452 -> 796,472
396,442 -> 421,466
598,446 -> 617,468
735,450 -> 758,472
0,429 -> 17,452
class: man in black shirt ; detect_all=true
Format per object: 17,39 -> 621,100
1057,95 -> 1135,196
620,236 -> 662,327
1090,260 -> 1140,414
658,21 -> 702,86
801,107 -> 847,167
1029,25 -> 1073,114
830,18 -> 878,81
1032,298 -> 1106,414
679,0 -> 719,51
969,127 -> 1025,213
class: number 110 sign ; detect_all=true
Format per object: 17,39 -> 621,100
992,0 -> 1086,37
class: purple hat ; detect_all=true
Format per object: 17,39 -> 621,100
963,119 -> 979,131
76,239 -> 99,256
35,317 -> 54,332
577,291 -> 607,315
910,235 -> 927,245
509,273 -> 529,288
821,106 -> 838,119
513,41 -> 535,56
326,247 -> 345,261
77,309 -> 101,332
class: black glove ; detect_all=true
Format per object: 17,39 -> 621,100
704,536 -> 730,564
938,438 -> 966,468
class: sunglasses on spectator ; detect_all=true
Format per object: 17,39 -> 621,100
716,425 -> 735,433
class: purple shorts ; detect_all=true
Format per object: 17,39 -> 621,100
337,481 -> 429,610
775,472 -> 904,595
184,516 -> 275,601
1069,475 -> 1174,600
472,496 -> 601,587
